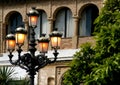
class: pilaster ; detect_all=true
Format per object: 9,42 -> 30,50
72,16 -> 79,49
48,18 -> 54,32
23,20 -> 29,51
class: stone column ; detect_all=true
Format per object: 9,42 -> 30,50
48,18 -> 54,49
1,23 -> 6,53
0,21 -> 3,53
72,16 -> 79,49
48,18 -> 54,33
0,5 -> 3,53
24,21 -> 29,51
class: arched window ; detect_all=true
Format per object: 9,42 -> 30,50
55,8 -> 73,38
7,12 -> 24,34
79,5 -> 99,36
35,10 -> 49,39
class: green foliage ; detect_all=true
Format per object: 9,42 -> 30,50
85,53 -> 120,85
94,23 -> 120,62
63,43 -> 95,85
0,66 -> 30,85
20,78 -> 30,85
63,0 -> 120,85
94,0 -> 120,33
8,78 -> 30,85
0,66 -> 17,85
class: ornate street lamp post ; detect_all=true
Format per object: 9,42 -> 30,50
6,7 -> 62,85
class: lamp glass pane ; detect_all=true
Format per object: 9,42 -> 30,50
51,37 -> 61,48
7,40 -> 15,50
29,16 -> 38,27
39,42 -> 49,53
16,33 -> 26,45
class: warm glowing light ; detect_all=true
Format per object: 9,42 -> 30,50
16,33 -> 26,45
29,16 -> 38,27
7,40 -> 15,50
31,16 -> 36,22
39,42 -> 49,53
51,37 -> 61,47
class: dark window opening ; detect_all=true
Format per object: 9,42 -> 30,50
79,5 -> 99,36
7,12 -> 24,34
54,8 -> 73,38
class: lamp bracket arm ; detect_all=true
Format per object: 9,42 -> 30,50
9,59 -> 16,65
34,55 -> 48,71
8,52 -> 17,65
48,50 -> 59,64
8,51 -> 28,71
35,61 -> 48,72
17,46 -> 23,60
8,52 -> 13,60
18,64 -> 28,70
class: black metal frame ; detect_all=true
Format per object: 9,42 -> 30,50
6,7 -> 62,85
8,27 -> 59,85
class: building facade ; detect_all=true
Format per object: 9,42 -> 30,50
0,0 -> 103,85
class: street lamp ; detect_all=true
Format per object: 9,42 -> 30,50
6,7 -> 62,85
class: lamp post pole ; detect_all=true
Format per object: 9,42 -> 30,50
28,27 -> 36,85
6,7 -> 62,85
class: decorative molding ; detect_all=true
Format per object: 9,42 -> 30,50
55,65 -> 69,85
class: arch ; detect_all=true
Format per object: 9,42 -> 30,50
35,9 -> 50,38
2,11 -> 24,52
59,71 -> 66,85
37,9 -> 48,18
79,3 -> 99,18
78,3 -> 99,36
53,6 -> 73,20
5,11 -> 24,34
54,7 -> 74,38
5,11 -> 24,24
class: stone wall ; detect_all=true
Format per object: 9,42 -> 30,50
38,61 -> 70,85
0,0 -> 103,53
0,0 -> 103,85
